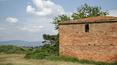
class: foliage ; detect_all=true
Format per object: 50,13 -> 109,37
52,4 -> 108,30
43,34 -> 59,45
25,39 -> 58,59
72,4 -> 108,19
25,43 -> 59,59
42,34 -> 59,54
52,15 -> 70,29
25,34 -> 59,59
0,45 -> 26,54
25,51 -> 49,59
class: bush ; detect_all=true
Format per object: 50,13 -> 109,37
25,44 -> 59,59
25,51 -> 49,59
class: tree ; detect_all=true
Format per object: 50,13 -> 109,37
52,4 -> 108,29
52,15 -> 70,30
42,34 -> 59,55
72,4 -> 108,19
42,34 -> 59,45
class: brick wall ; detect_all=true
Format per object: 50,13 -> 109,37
59,22 -> 117,62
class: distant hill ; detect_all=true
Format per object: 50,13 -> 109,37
0,40 -> 42,47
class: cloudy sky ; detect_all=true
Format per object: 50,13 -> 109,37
0,0 -> 117,41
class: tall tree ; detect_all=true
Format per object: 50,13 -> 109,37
42,34 -> 58,45
72,4 -> 108,19
42,34 -> 59,55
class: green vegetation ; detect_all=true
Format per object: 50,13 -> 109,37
25,43 -> 58,59
52,3 -> 108,29
72,4 -> 108,20
52,15 -> 70,29
0,45 -> 26,54
25,34 -> 59,59
0,63 -> 14,65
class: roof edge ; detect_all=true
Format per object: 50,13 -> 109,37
59,20 -> 117,25
59,16 -> 117,25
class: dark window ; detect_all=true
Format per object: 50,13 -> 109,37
85,23 -> 89,32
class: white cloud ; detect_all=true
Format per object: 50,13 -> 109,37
26,0 -> 65,16
6,17 -> 18,23
0,27 -> 6,31
109,10 -> 117,17
20,25 -> 44,32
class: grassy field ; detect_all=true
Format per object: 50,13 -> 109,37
0,54 -> 93,65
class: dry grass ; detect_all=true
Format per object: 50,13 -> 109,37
0,54 -> 93,65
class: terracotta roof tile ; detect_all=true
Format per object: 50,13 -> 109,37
60,16 -> 117,25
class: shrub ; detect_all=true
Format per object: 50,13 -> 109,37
25,51 -> 49,59
25,43 -> 59,59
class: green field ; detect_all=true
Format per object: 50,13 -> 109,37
0,54 -> 93,65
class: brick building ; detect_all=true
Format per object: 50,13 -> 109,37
59,16 -> 117,62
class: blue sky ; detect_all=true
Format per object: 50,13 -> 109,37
0,0 -> 117,41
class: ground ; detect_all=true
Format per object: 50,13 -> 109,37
0,54 -> 93,65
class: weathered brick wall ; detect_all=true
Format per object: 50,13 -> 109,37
59,22 -> 117,62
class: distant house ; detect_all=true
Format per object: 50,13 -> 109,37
59,16 -> 117,62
